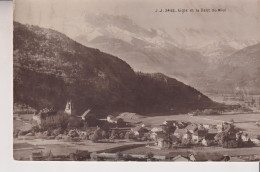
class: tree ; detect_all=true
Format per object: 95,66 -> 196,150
119,132 -> 125,139
162,124 -> 176,135
67,117 -> 83,129
125,131 -> 134,140
85,129 -> 93,140
110,130 -> 117,140
117,118 -> 126,127
101,130 -> 108,139
124,154 -> 133,161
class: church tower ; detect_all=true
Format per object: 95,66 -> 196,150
64,100 -> 73,115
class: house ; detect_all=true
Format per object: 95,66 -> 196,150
186,124 -> 198,133
156,133 -> 179,149
176,122 -> 188,129
236,131 -> 243,141
150,127 -> 164,140
131,126 -> 149,137
251,139 -> 260,145
163,120 -> 177,126
206,128 -> 218,140
183,130 -> 193,140
151,126 -> 163,133
174,128 -> 187,138
80,109 -> 91,120
202,124 -> 210,129
107,115 -> 117,124
217,122 -> 229,132
150,132 -> 157,140
32,101 -> 76,128
224,125 -> 237,140
165,152 -> 191,161
157,137 -> 168,149
242,134 -> 249,142
201,139 -> 208,146
192,125 -> 207,143
171,155 -> 190,162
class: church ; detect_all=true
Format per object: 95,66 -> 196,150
32,101 -> 74,128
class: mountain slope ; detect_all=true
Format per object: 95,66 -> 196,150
222,43 -> 260,94
191,43 -> 260,94
195,40 -> 259,63
13,22 -> 214,116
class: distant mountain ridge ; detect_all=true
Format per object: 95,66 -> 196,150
71,13 -> 209,86
13,22 -> 215,116
67,13 -> 259,94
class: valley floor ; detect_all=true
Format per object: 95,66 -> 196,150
13,112 -> 260,161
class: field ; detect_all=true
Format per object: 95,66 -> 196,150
13,138 -> 148,160
13,113 -> 33,131
122,145 -> 260,158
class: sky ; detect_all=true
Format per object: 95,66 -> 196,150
14,0 -> 260,46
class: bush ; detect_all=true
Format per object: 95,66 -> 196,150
115,152 -> 124,161
124,154 -> 133,161
146,152 -> 154,159
109,130 -> 118,140
223,140 -> 238,148
90,152 -> 98,161
119,132 -> 125,139
31,126 -> 40,134
52,128 -> 62,136
55,134 -> 63,140
125,131 -> 134,140
101,130 -> 108,139
89,133 -> 100,142
68,129 -> 79,138
181,138 -> 192,147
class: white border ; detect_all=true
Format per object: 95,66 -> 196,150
0,1 -> 259,172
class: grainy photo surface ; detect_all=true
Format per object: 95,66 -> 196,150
13,0 -> 260,161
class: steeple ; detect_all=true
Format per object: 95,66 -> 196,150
64,100 -> 73,115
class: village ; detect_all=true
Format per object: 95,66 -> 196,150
13,100 -> 260,161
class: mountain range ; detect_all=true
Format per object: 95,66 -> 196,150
64,13 -> 259,95
13,22 -> 215,116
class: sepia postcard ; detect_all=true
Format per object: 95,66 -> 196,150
12,0 -> 260,162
